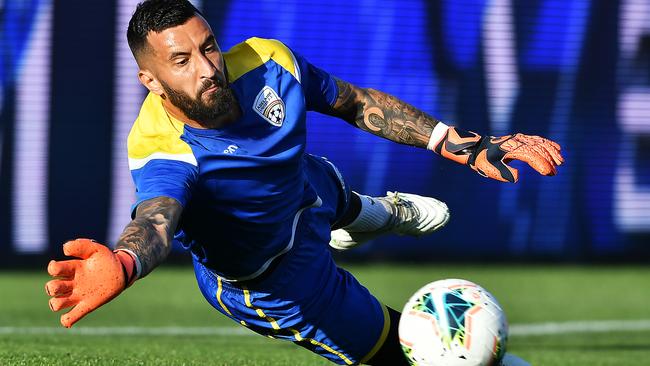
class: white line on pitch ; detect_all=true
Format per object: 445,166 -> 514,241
509,319 -> 650,336
0,326 -> 252,336
1,320 -> 650,337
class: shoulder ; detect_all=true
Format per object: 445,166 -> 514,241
223,37 -> 300,83
127,93 -> 196,169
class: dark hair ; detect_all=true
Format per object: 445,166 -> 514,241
127,0 -> 203,59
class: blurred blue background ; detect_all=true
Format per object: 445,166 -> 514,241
1,0 -> 649,263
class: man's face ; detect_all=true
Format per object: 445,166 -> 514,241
142,15 -> 236,123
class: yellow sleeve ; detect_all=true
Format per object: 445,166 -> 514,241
223,37 -> 301,83
127,93 -> 197,170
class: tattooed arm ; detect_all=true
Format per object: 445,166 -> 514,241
115,196 -> 183,277
45,196 -> 183,327
327,77 -> 564,183
327,77 -> 443,148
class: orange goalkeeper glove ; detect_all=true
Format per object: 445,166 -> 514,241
428,123 -> 564,183
45,239 -> 140,328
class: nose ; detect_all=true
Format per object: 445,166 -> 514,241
197,53 -> 218,80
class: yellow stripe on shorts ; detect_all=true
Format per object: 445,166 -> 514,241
241,287 -> 355,365
242,288 -> 280,330
359,304 -> 391,364
289,328 -> 354,365
216,277 -> 233,316
307,338 -> 354,365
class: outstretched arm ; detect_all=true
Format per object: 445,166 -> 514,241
328,78 -> 441,148
115,196 -> 183,277
327,78 -> 564,183
45,196 -> 182,327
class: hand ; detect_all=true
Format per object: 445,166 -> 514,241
469,133 -> 564,182
45,239 -> 135,328
431,126 -> 564,183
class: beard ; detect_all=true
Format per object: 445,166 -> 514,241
160,78 -> 237,128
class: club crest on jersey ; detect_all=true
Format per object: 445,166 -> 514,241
253,86 -> 285,127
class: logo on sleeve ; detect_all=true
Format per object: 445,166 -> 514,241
253,86 -> 285,127
223,144 -> 239,154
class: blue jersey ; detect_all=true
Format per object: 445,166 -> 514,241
127,38 -> 339,281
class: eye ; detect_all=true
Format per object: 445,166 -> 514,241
176,59 -> 188,66
205,46 -> 215,53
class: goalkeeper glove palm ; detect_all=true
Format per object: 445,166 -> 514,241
45,239 -> 139,328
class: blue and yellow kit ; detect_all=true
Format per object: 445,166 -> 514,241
128,38 -> 389,365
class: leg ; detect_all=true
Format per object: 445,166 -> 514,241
330,191 -> 451,250
365,307 -> 409,366
303,153 -> 450,250
189,155 -> 414,364
331,191 -> 361,230
285,263 -> 407,366
192,223 -> 400,365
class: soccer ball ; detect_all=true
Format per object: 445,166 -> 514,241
399,279 -> 508,366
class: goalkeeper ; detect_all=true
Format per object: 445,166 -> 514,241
45,1 -> 564,365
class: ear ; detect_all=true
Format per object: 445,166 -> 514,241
137,69 -> 164,96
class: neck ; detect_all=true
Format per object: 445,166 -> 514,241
162,98 -> 241,129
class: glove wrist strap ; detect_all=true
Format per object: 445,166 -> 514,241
114,249 -> 142,287
426,122 -> 450,151
429,124 -> 483,165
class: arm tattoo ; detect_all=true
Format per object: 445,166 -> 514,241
115,196 -> 182,277
331,78 -> 442,148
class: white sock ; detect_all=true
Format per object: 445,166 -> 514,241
342,193 -> 392,232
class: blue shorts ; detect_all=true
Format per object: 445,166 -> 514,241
192,155 -> 390,365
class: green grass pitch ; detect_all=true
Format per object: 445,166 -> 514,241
1,263 -> 649,365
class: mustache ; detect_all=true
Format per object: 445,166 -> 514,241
198,78 -> 226,94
